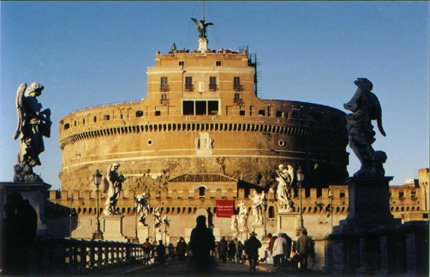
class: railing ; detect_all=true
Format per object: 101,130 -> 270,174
32,238 -> 144,274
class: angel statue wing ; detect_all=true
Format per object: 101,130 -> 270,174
287,165 -> 295,185
14,83 -> 27,140
190,18 -> 200,27
369,92 -> 386,137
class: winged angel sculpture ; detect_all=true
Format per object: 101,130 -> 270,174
191,18 -> 213,39
13,83 -> 51,183
344,78 -> 387,177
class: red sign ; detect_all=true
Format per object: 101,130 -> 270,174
216,200 -> 235,218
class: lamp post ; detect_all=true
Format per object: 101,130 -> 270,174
296,167 -> 306,237
92,169 -> 103,240
262,196 -> 268,237
328,188 -> 334,232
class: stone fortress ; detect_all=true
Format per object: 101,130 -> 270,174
46,18 -> 429,246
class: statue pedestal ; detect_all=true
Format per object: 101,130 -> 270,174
0,182 -> 51,237
238,229 -> 249,242
277,210 -> 300,238
102,215 -> 127,242
198,38 -> 208,53
137,224 -> 150,241
334,177 -> 400,233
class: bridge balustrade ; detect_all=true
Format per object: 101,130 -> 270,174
33,238 -> 144,274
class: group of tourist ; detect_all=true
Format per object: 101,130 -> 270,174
141,215 -> 313,273
266,230 -> 313,270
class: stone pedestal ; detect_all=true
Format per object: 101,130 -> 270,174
198,38 -> 208,53
137,224 -> 150,241
334,177 -> 400,233
327,176 -> 403,275
102,214 -> 127,242
277,210 -> 299,238
0,182 -> 51,237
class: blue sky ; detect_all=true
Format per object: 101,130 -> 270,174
1,1 -> 429,190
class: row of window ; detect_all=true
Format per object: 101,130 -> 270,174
160,76 -> 242,91
177,60 -> 223,67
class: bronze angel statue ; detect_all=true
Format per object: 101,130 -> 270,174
191,18 -> 213,39
13,83 -> 51,182
344,78 -> 387,177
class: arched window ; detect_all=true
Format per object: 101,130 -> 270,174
199,186 -> 206,197
268,206 -> 275,218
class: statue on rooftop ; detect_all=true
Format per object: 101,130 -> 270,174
13,82 -> 51,182
344,78 -> 387,177
191,18 -> 213,39
104,163 -> 126,215
276,164 -> 295,211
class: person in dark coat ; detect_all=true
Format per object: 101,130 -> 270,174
155,240 -> 166,264
218,236 -> 228,263
296,230 -> 312,270
176,237 -> 188,262
245,232 -> 262,271
189,215 -> 215,274
228,239 -> 237,262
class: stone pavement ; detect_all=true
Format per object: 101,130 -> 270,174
101,259 -> 327,276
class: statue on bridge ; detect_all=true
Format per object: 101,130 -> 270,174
13,82 -> 51,183
136,193 -> 150,226
276,164 -> 295,211
249,191 -> 265,226
104,163 -> 126,215
344,78 -> 387,177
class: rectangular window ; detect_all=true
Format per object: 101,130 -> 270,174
183,101 -> 194,115
179,61 -> 184,66
185,76 -> 193,90
276,111 -> 282,118
155,110 -> 161,116
234,77 -> 241,90
161,77 -> 168,91
196,101 -> 207,115
209,77 -> 217,90
216,61 -> 221,66
258,110 -> 265,116
208,101 -> 219,115
104,115 -> 110,121
292,109 -> 301,119
94,116 -> 97,122
240,110 -> 245,116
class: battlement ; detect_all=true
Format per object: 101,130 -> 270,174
47,184 -> 424,218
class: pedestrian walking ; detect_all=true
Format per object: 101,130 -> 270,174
244,231 -> 262,271
272,233 -> 288,268
296,230 -> 312,270
228,239 -> 236,262
218,236 -> 228,263
189,215 -> 216,274
142,238 -> 153,264
155,240 -> 166,264
176,237 -> 187,262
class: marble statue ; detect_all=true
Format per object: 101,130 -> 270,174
154,207 -> 162,229
13,82 -> 51,182
163,216 -> 170,233
136,193 -> 150,226
344,78 -> 387,177
276,164 -> 295,211
249,191 -> 265,226
191,18 -> 213,39
237,201 -> 248,232
231,215 -> 239,234
104,163 -> 126,215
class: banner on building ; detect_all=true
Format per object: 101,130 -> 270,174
216,200 -> 235,218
